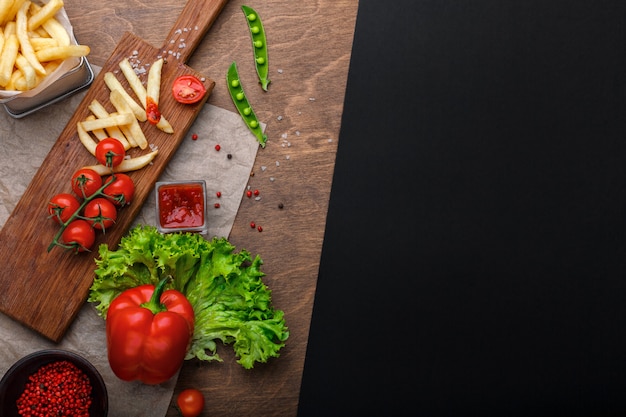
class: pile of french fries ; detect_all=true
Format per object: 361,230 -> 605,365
0,0 -> 90,91
77,57 -> 176,175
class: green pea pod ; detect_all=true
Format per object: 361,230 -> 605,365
242,5 -> 270,91
227,61 -> 267,147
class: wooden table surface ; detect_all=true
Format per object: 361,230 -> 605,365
62,0 -> 358,415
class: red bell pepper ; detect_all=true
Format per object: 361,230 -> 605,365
106,277 -> 195,385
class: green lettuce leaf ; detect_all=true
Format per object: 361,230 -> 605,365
88,225 -> 289,369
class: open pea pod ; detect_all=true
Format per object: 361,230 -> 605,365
242,5 -> 270,91
227,61 -> 267,147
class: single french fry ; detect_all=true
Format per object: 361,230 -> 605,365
0,31 -> 4,66
109,89 -> 148,149
41,16 -> 69,46
16,2 -> 46,75
80,113 -> 134,132
146,57 -> 162,104
4,0 -> 26,27
87,99 -> 132,149
27,0 -> 63,31
35,44 -> 89,62
14,53 -> 35,89
3,20 -> 14,36
76,120 -> 97,156
119,58 -> 147,104
84,115 -> 108,140
30,37 -> 57,51
0,33 -> 19,87
83,150 -> 159,175
103,71 -> 147,121
0,0 -> 12,24
156,116 -> 174,134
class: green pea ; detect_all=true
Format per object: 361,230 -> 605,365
242,5 -> 270,91
226,62 -> 267,147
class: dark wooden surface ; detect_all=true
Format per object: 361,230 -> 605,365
61,0 -> 358,416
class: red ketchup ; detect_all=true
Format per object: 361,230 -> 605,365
158,183 -> 205,229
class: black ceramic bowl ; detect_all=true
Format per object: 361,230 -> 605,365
0,349 -> 108,416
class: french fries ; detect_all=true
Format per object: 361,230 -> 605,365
0,0 -> 90,91
118,57 -> 173,133
74,55 -> 178,174
82,150 -> 159,176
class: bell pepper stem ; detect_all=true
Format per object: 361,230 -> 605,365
141,276 -> 171,314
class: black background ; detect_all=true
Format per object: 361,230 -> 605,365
298,1 -> 626,416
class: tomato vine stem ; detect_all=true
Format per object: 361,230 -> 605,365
47,174 -> 118,253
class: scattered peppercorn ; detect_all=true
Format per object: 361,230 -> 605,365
191,133 -> 198,140
215,144 -> 221,151
253,189 -> 260,196
278,203 -> 284,209
257,225 -> 263,232
214,203 -> 220,208
16,360 -> 92,417
250,221 -> 256,228
216,191 -> 222,198
227,153 -> 233,159
246,190 -> 252,198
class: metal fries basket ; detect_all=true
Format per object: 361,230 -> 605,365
2,56 -> 93,118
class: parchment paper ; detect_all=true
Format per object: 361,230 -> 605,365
0,66 -> 259,416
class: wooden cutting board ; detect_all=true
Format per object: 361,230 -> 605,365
0,0 -> 228,342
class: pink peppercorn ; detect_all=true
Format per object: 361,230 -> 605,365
16,360 -> 92,417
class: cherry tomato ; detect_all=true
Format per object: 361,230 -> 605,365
61,219 -> 95,252
176,388 -> 205,417
47,193 -> 80,224
84,197 -> 118,230
103,173 -> 135,206
95,137 -> 126,168
172,75 -> 207,104
71,168 -> 103,198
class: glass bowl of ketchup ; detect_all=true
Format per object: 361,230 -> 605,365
155,180 -> 208,234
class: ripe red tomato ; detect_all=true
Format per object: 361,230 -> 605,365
84,197 -> 118,230
71,168 -> 103,198
47,193 -> 80,224
103,173 -> 135,206
176,388 -> 205,417
172,75 -> 207,104
95,137 -> 126,168
61,219 -> 95,252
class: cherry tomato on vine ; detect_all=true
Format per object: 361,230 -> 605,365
176,388 -> 205,417
61,219 -> 95,252
95,137 -> 126,168
47,193 -> 80,224
103,173 -> 135,206
172,75 -> 207,105
84,197 -> 118,230
71,168 -> 103,198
